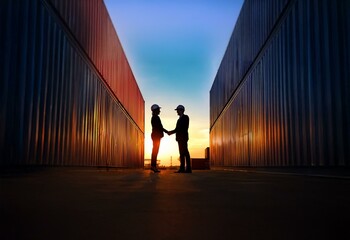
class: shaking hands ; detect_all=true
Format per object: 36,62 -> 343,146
164,129 -> 174,136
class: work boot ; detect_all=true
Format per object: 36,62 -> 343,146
174,168 -> 185,173
151,166 -> 160,173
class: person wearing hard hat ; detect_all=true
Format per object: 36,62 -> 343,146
168,105 -> 192,173
150,104 -> 168,173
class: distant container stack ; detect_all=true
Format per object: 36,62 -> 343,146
0,0 -> 144,167
210,0 -> 350,167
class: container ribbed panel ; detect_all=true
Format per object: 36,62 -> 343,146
210,0 -> 350,167
0,0 -> 144,167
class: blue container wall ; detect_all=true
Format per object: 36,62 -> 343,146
47,0 -> 145,130
210,0 -> 290,125
210,0 -> 350,167
0,0 -> 144,167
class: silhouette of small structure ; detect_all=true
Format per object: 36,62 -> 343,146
191,147 -> 210,170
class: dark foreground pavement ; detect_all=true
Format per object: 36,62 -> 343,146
1,168 -> 350,240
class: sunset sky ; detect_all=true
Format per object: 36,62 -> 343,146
104,0 -> 244,166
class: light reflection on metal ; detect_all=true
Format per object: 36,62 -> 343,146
0,0 -> 144,167
210,0 -> 350,167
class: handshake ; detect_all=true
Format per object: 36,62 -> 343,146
164,129 -> 174,136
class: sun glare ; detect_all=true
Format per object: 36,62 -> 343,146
144,135 -> 180,166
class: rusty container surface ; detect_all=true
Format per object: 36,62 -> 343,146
47,0 -> 144,131
210,0 -> 350,167
0,0 -> 144,167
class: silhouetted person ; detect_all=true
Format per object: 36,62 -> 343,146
168,105 -> 192,173
151,104 -> 168,173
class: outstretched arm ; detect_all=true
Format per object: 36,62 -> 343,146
168,130 -> 175,135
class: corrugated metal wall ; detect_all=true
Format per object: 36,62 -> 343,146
210,0 -> 350,167
0,0 -> 144,167
48,0 -> 144,130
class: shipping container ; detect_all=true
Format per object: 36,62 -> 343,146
0,0 -> 144,167
210,0 -> 350,167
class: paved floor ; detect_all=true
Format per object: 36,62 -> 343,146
1,168 -> 350,240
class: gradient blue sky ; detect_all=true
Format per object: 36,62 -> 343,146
104,0 -> 244,166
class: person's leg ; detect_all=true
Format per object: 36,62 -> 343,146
177,142 -> 185,172
151,139 -> 160,167
179,141 -> 191,172
184,143 -> 191,172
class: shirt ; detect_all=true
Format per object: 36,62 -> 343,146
151,115 -> 164,140
173,114 -> 189,142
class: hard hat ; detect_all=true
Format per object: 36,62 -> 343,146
151,104 -> 161,111
174,105 -> 185,111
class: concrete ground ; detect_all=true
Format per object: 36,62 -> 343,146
1,167 -> 350,240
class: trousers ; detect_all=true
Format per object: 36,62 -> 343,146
178,141 -> 191,171
151,138 -> 160,167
